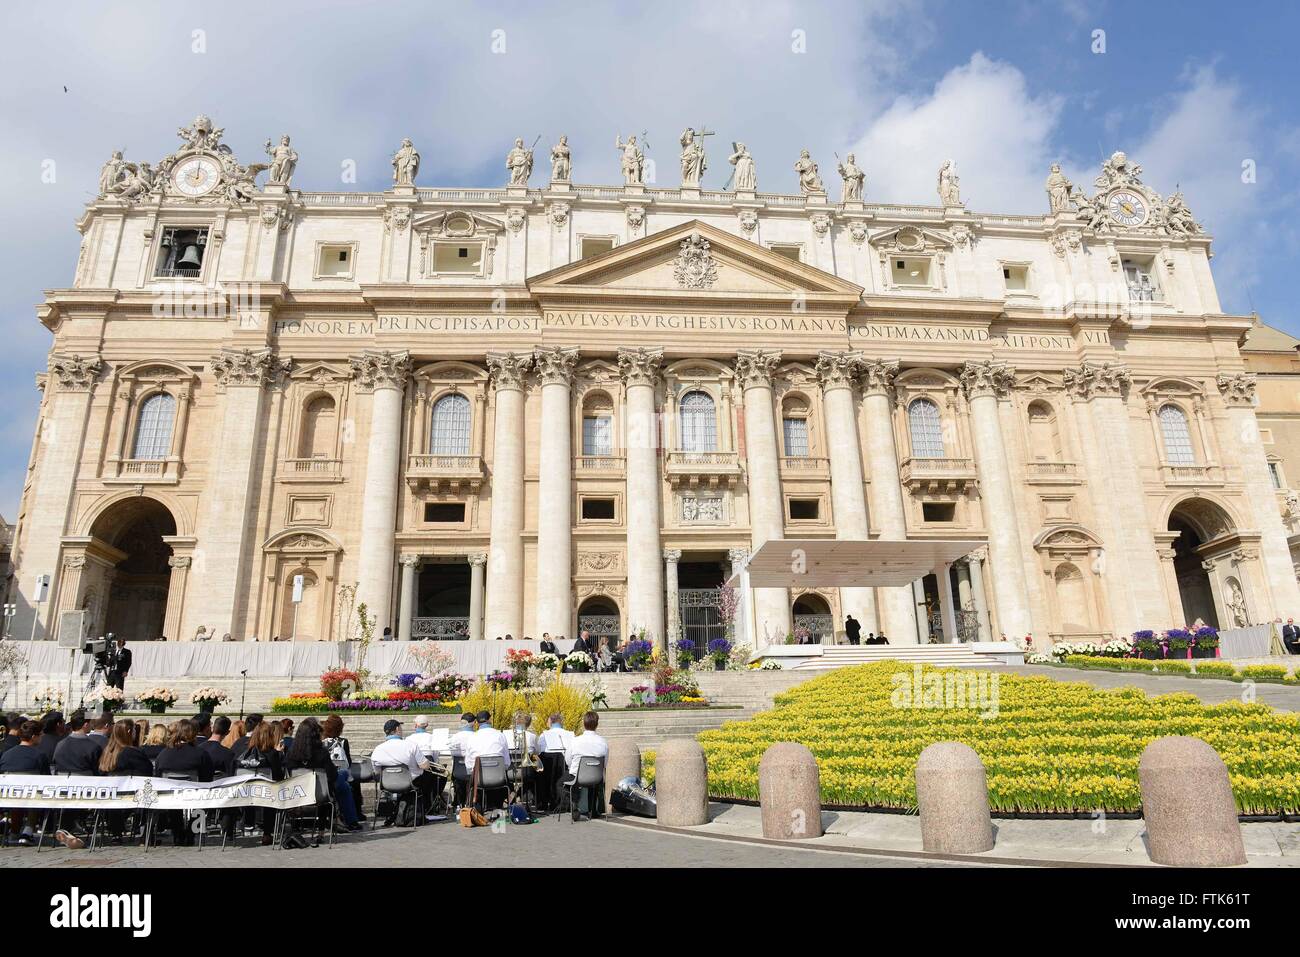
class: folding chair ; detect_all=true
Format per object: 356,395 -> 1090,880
144,771 -> 198,852
375,765 -> 418,830
351,757 -> 374,819
556,756 -> 606,823
471,755 -> 509,816
275,769 -> 335,849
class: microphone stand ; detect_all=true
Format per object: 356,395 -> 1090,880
239,669 -> 248,719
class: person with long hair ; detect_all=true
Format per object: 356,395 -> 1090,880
99,719 -> 152,775
284,717 -> 352,839
320,715 -> 364,827
133,719 -> 149,746
241,718 -> 285,845
221,719 -> 245,750
140,723 -> 170,762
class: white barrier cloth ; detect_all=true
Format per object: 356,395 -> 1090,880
0,771 -> 317,812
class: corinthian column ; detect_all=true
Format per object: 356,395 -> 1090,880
15,354 -> 101,640
618,347 -> 666,647
959,360 -> 1033,639
859,358 -> 919,642
350,349 -> 411,634
736,349 -> 792,643
484,352 -> 533,639
814,351 -> 877,632
190,348 -> 290,640
1218,373 -> 1300,617
468,552 -> 487,641
534,346 -> 580,636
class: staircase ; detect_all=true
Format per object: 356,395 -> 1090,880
788,644 -> 998,671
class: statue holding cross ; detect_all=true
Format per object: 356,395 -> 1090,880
679,126 -> 712,188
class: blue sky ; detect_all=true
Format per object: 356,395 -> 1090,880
0,0 -> 1297,519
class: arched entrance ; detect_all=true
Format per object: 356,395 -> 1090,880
577,597 -> 620,648
792,593 -> 833,643
1167,499 -> 1235,629
88,497 -> 177,641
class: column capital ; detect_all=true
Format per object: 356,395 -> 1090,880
47,353 -> 103,392
959,359 -> 1016,400
399,554 -> 421,569
349,349 -> 411,392
533,346 -> 580,386
211,347 -> 291,390
727,547 -> 750,564
1061,360 -> 1131,400
662,548 -> 682,563
486,351 -> 533,392
1216,372 -> 1257,408
734,349 -> 782,390
813,350 -> 865,392
468,552 -> 489,567
858,357 -> 900,397
617,346 -> 664,387
168,555 -> 192,570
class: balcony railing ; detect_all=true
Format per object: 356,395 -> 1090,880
1024,460 -> 1079,482
1161,462 -> 1222,486
410,617 -> 470,639
779,456 -> 830,478
575,454 -> 626,474
107,457 -> 179,483
405,453 -> 485,490
899,456 -> 977,490
280,457 -> 342,482
664,450 -> 743,487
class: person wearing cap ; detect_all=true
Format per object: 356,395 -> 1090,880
370,720 -> 437,824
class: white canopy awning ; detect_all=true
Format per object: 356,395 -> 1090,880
729,538 -> 983,588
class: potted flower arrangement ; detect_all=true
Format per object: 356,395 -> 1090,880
674,637 -> 697,669
564,651 -> 593,673
707,637 -> 733,671
93,686 -> 127,713
1192,626 -> 1220,658
623,638 -> 654,671
190,687 -> 230,712
320,668 -> 360,700
1165,628 -> 1193,658
1132,630 -> 1164,660
33,687 -> 65,713
137,686 -> 178,714
486,669 -> 519,690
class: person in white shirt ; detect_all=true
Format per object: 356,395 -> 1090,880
406,713 -> 439,760
370,719 -> 438,823
446,712 -> 478,807
508,710 -> 538,757
566,711 -> 610,817
535,713 -> 575,756
463,710 -> 510,774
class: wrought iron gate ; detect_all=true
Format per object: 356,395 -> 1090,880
678,588 -> 725,653
794,615 -> 833,643
577,614 -> 620,646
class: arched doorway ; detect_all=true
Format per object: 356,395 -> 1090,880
88,497 -> 177,641
1167,499 -> 1235,629
1052,562 -> 1092,633
577,597 -> 620,649
278,567 -> 321,641
792,593 -> 833,643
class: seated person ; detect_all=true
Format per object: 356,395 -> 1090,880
370,719 -> 438,824
535,713 -> 575,811
201,715 -> 236,778
464,710 -> 511,809
53,711 -> 104,775
321,714 -> 365,825
565,711 -> 610,817
446,711 -> 477,807
1,721 -> 50,846
285,716 -> 359,834
538,633 -> 558,655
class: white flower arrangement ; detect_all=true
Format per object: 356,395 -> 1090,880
532,653 -> 560,672
34,687 -> 65,711
137,687 -> 178,705
1025,653 -> 1053,664
565,651 -> 594,669
190,687 -> 230,705
758,659 -> 783,670
89,686 -> 126,703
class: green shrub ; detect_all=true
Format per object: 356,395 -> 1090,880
1191,661 -> 1237,678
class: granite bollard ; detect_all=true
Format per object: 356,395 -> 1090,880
914,741 -> 994,854
604,739 -> 641,807
1138,736 -> 1246,867
654,738 -> 708,826
758,742 -> 823,839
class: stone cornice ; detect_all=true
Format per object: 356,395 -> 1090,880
1216,372 -> 1257,408
959,359 -> 1016,400
348,349 -> 411,392
532,346 -> 580,386
486,351 -> 533,392
1062,360 -> 1132,400
47,353 -> 103,392
734,349 -> 782,390
616,346 -> 664,387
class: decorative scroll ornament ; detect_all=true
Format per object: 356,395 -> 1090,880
505,207 -> 527,233
673,233 -> 719,289
348,350 -> 411,391
486,351 -> 533,391
810,211 -> 831,236
48,353 -> 103,391
1061,361 -> 1132,400
532,346 -> 580,386
617,346 -> 664,387
383,206 -> 411,233
813,351 -> 865,391
734,349 -> 782,389
1216,373 -> 1257,408
211,348 -> 290,389
959,359 -> 1017,400
548,202 -> 570,228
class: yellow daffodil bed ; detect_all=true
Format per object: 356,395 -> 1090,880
645,662 -> 1300,815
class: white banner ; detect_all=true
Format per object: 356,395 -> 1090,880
0,771 -> 318,812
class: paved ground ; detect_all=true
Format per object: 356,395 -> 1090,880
1006,664 -> 1300,711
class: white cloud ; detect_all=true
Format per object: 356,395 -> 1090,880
847,53 -> 1069,212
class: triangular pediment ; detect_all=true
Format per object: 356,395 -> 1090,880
529,220 -> 863,304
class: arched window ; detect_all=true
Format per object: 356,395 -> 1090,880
1159,404 -> 1195,465
679,391 -> 717,452
298,394 -> 337,459
1026,400 -> 1062,462
781,396 -> 810,457
907,398 -> 944,459
582,392 -> 614,456
430,393 -> 471,455
131,392 -> 176,460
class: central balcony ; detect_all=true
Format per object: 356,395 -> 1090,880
105,457 -> 181,484
1024,460 -> 1079,485
899,456 -> 977,492
664,450 -> 743,488
279,457 -> 342,483
779,456 -> 831,479
405,453 -> 485,491
574,454 -> 626,477
1160,462 -> 1224,486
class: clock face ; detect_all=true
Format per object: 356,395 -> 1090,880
1107,189 -> 1148,227
173,156 -> 221,197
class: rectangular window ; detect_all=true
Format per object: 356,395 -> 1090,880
155,227 -> 209,278
582,415 -> 613,456
424,503 -> 466,523
782,417 -> 809,457
316,244 -> 355,278
1269,462 -> 1283,490
1002,264 -> 1029,292
769,244 -> 802,262
579,236 -> 616,259
581,497 -> 616,521
1123,258 -> 1158,302
922,502 -> 956,523
431,242 -> 484,274
893,257 -> 931,286
788,499 -> 820,521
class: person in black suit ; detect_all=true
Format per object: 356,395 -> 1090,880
844,615 -> 862,646
1283,618 -> 1300,655
107,637 -> 132,691
571,630 -> 597,656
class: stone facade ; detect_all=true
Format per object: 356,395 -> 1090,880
9,118 -> 1299,648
